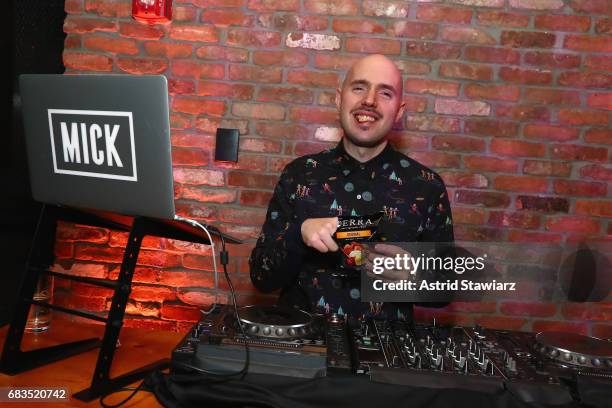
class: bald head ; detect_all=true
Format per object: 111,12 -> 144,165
342,54 -> 403,96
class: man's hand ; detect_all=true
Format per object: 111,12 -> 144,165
301,217 -> 339,253
365,243 -> 414,281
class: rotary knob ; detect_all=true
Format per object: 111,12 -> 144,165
262,327 -> 271,336
578,356 -> 587,364
592,358 -> 602,367
287,328 -> 296,337
549,349 -> 559,358
563,353 -> 572,362
249,325 -> 259,334
275,328 -> 284,336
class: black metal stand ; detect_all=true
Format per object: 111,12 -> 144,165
0,204 -> 241,402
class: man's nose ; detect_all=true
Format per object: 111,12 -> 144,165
362,88 -> 377,107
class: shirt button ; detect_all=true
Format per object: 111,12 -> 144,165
360,165 -> 365,170
357,194 -> 362,199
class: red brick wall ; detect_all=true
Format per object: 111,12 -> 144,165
56,0 -> 611,336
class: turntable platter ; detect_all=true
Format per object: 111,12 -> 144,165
536,332 -> 612,369
238,305 -> 314,339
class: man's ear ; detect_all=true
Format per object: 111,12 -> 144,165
335,88 -> 341,111
394,100 -> 407,123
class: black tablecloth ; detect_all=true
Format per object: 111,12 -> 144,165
148,371 -> 587,408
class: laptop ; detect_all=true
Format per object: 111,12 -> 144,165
20,74 -> 176,220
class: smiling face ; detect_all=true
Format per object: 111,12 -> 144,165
336,55 -> 406,149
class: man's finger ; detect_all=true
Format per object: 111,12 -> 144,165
319,231 -> 338,252
307,235 -> 328,253
367,250 -> 383,262
325,221 -> 337,234
374,243 -> 406,256
383,269 -> 405,281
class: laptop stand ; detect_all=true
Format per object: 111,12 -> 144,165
0,204 -> 241,401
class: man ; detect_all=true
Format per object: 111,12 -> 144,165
249,54 -> 453,319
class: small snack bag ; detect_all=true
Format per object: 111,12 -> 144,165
334,212 -> 383,271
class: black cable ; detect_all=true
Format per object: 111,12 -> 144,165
219,232 -> 251,380
99,380 -> 149,408
170,233 -> 251,380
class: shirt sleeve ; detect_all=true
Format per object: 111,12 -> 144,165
421,175 -> 454,243
249,164 -> 307,293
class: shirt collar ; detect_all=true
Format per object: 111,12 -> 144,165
329,139 -> 395,172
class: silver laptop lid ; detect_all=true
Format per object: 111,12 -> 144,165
20,74 -> 175,219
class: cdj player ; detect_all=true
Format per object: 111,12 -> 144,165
172,305 -> 612,406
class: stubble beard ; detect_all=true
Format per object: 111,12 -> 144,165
340,114 -> 389,149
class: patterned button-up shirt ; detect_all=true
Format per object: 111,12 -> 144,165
249,142 -> 454,320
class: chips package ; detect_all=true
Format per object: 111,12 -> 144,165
334,212 -> 383,271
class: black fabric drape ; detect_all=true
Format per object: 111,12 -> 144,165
147,370 -> 582,408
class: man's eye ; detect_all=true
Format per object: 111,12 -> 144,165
353,86 -> 364,92
381,91 -> 393,98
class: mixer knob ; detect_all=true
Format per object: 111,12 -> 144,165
563,353 -> 572,362
262,327 -> 271,336
275,328 -> 284,336
288,328 -> 296,337
578,356 -> 587,364
549,349 -> 559,358
605,359 -> 612,369
592,358 -> 602,367
249,325 -> 259,334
